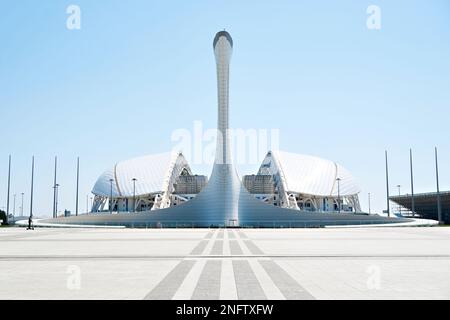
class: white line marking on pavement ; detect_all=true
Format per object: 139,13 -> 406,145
233,230 -> 251,255
248,259 -> 285,300
204,230 -> 219,255
220,259 -> 238,300
172,260 -> 207,300
223,230 -> 230,256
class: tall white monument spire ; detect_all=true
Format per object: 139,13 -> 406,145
213,31 -> 233,165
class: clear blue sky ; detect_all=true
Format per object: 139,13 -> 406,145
1,0 -> 449,218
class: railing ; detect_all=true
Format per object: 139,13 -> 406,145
89,219 -> 399,229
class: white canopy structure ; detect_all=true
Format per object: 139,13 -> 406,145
91,152 -> 204,212
253,151 -> 361,212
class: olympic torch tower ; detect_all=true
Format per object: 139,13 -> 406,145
204,31 -> 241,226
213,31 -> 233,165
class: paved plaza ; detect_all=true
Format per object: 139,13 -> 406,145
0,226 -> 449,299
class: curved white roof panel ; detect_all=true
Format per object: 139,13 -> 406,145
92,152 -> 190,198
260,151 -> 360,197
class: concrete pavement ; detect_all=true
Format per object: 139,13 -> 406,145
0,227 -> 449,299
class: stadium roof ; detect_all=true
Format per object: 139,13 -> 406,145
390,191 -> 450,223
258,151 -> 360,197
92,152 -> 191,198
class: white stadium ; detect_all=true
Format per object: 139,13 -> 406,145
91,152 -> 207,213
90,150 -> 361,214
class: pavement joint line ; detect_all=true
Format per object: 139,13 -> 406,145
0,230 -> 81,241
2,255 -> 450,260
0,238 -> 210,242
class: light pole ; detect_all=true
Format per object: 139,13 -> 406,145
132,178 -> 137,213
55,184 -> 60,217
52,156 -> 58,219
109,178 -> 114,214
409,148 -> 415,217
21,192 -> 24,216
6,155 -> 11,224
13,194 -> 16,219
76,157 -> 79,216
336,177 -> 341,213
435,147 -> 442,225
86,194 -> 89,214
368,192 -> 371,214
28,156 -> 35,230
385,150 -> 390,217
397,184 -> 401,215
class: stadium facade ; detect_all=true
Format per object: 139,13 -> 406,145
44,31 -> 413,227
91,150 -> 362,215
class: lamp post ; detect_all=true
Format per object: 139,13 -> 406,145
30,156 -> 34,219
55,184 -> 60,217
336,177 -> 341,213
435,147 -> 442,225
368,192 -> 371,214
52,156 -> 58,219
397,184 -> 401,215
75,157 -> 79,216
109,178 -> 114,214
409,148 -> 415,217
132,178 -> 137,213
6,155 -> 11,224
385,150 -> 390,217
13,194 -> 16,219
28,156 -> 35,230
21,192 -> 24,216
